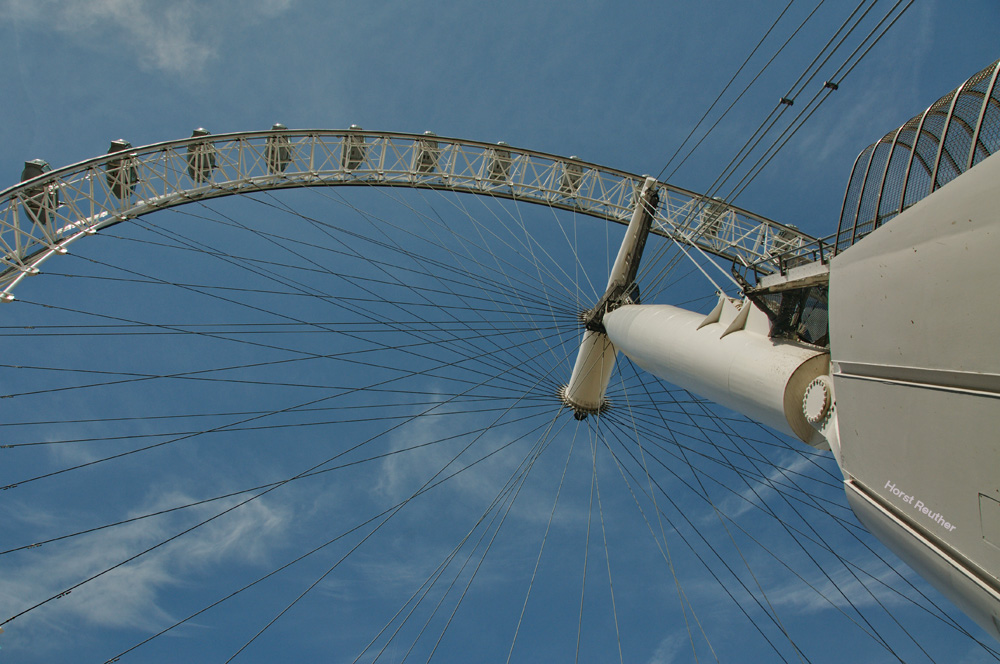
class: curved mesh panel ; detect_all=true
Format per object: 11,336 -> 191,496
837,60 -> 999,252
906,95 -> 952,208
878,120 -> 920,225
937,69 -> 993,187
854,139 -> 893,240
836,144 -> 874,251
972,73 -> 1000,167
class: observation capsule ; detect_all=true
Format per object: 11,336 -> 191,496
266,123 -> 292,174
186,128 -> 216,183
105,139 -> 137,199
487,141 -> 511,183
697,196 -> 727,240
20,159 -> 57,226
559,157 -> 582,195
414,131 -> 439,174
342,125 -> 366,171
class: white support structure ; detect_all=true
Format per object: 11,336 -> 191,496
604,298 -> 830,447
600,150 -> 1000,642
560,176 -> 659,418
828,150 -> 1000,640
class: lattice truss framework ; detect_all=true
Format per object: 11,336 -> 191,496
0,129 -> 818,297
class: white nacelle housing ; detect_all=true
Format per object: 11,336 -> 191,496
604,298 -> 830,447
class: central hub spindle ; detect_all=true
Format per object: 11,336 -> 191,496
559,176 -> 659,419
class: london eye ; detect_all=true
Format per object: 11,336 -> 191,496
1,3 -> 997,663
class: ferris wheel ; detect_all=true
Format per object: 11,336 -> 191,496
0,114 -> 997,663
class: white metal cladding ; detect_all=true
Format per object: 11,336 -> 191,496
836,59 -> 1000,252
0,130 -> 816,298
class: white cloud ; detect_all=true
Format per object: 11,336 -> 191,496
710,451 -> 818,523
2,0 -> 297,74
0,486 -> 291,652
647,631 -> 703,664
767,555 -> 917,615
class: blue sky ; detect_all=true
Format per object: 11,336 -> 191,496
0,1 -> 998,663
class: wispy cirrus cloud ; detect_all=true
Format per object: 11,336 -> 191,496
2,0 -> 296,74
0,487 -> 291,653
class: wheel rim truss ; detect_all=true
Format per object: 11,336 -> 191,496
0,129 -> 817,299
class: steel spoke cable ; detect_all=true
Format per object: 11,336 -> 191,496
2,320 -> 568,630
782,0 -> 878,100
604,407 -> 885,560
93,222 -> 571,320
678,396 -> 915,657
240,185 -> 580,322
600,396 -> 858,661
635,241 -> 694,300
669,0 -> 867,193
644,2 -> 908,301
416,188 -> 575,379
0,320 -> 562,401
593,427 -> 716,663
708,0 -> 909,206
324,184 -> 592,400
603,385 -> 857,534
123,199 -> 576,372
231,190 -> 579,392
677,408 -> 904,658
0,323 -> 553,383
606,404 -> 847,500
598,406 -> 802,645
505,421 -> 581,664
1,387 -> 556,439
357,182 -> 589,310
723,0 -> 913,204
399,412 -> 566,663
104,215 -> 559,387
684,384 -> 934,661
598,395 -> 848,503
615,374 -> 914,659
590,424 -> 625,664
335,182 -> 587,389
100,403 -> 561,664
292,185 -> 584,400
600,368 -> 809,662
0,392 -> 551,431
472,188 -> 600,309
221,337 -> 572,663
3,244 -> 580,400
1,407 -> 558,558
281,185 -> 563,303
0,401 -> 553,451
0,323 -> 565,412
601,408 -> 864,662
640,0 -> 833,294
1,298 -> 568,491
394,183 -> 587,310
343,184 -> 570,392
573,422 -> 598,664
194,153 -> 578,307
607,364 -> 718,661
354,409 -> 573,664
233,423 -> 550,664
606,377 -> 842,482
657,0 -> 803,180
593,415 -> 794,662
